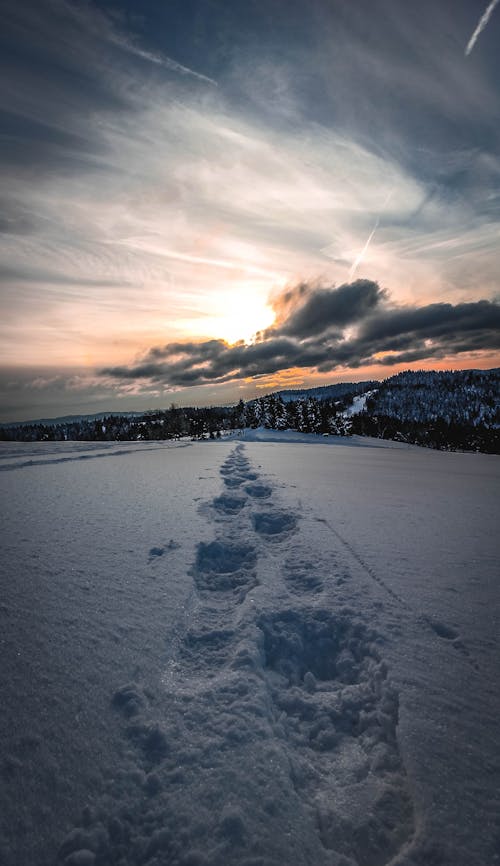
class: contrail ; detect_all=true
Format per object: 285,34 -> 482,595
348,189 -> 393,281
465,0 -> 499,55
110,34 -> 217,86
348,218 -> 379,281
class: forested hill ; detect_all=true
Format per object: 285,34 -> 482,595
363,369 -> 498,427
1,368 -> 498,453
350,368 -> 499,452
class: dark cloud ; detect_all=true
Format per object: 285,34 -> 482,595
358,300 -> 500,343
105,336 -> 324,387
271,279 -> 386,338
102,281 -> 500,387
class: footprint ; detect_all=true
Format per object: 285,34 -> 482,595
220,463 -> 249,477
220,449 -> 250,479
223,475 -> 246,488
179,626 -> 235,672
258,608 -> 365,686
257,606 -> 414,865
232,458 -> 250,469
425,617 -> 458,641
112,683 -> 146,718
252,511 -> 297,538
126,722 -> 169,765
424,617 -> 476,666
245,483 -> 272,499
148,540 -> 180,562
212,494 -> 247,515
192,541 -> 258,597
195,541 -> 257,574
283,559 -> 323,594
112,684 -> 168,770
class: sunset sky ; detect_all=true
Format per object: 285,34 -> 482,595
1,0 -> 499,421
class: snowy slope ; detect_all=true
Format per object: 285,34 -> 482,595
343,390 -> 378,417
0,438 -> 499,866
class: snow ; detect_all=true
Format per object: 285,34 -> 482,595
0,437 -> 499,866
343,390 -> 377,417
237,427 -> 409,448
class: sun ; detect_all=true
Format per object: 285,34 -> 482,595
200,291 -> 276,344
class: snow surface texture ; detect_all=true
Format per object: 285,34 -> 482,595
0,435 -> 499,866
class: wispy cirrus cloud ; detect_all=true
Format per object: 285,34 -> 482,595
465,0 -> 500,55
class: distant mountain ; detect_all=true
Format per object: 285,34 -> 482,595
1,410 -> 150,428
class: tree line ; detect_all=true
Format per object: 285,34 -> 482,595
1,368 -> 498,453
0,394 -> 352,443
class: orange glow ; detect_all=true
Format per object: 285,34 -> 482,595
250,368 -> 308,390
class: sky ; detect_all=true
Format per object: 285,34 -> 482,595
1,0 -> 499,422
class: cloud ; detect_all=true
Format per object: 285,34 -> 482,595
0,263 -> 124,288
102,281 -> 500,387
465,0 -> 500,56
0,0 -> 213,180
357,299 -> 500,343
2,0 -> 500,389
269,279 -> 386,339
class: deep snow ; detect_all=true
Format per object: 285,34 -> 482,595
0,434 -> 499,866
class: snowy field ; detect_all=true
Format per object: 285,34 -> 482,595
0,434 -> 499,866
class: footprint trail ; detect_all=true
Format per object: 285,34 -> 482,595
57,444 -> 416,866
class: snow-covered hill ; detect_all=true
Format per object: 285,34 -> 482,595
1,436 -> 499,866
362,368 -> 499,428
